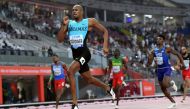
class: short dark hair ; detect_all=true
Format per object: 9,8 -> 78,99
114,49 -> 120,54
52,54 -> 59,57
158,34 -> 165,40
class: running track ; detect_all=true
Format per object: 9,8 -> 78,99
9,96 -> 190,109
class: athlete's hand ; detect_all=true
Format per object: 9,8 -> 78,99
62,16 -> 69,26
103,47 -> 109,56
65,83 -> 70,88
173,65 -> 180,70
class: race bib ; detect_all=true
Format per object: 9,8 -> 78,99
53,67 -> 62,76
184,60 -> 189,69
70,35 -> 83,48
156,57 -> 163,65
112,66 -> 120,73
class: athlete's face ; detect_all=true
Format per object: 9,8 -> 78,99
156,37 -> 164,45
114,51 -> 120,58
72,6 -> 83,19
52,56 -> 59,63
181,47 -> 187,55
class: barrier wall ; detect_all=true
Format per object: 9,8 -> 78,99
0,66 -> 106,104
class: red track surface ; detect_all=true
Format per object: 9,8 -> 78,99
10,96 -> 190,109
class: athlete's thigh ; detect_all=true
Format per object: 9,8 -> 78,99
74,48 -> 91,67
162,68 -> 172,86
115,83 -> 122,93
185,78 -> 190,87
80,70 -> 93,81
68,60 -> 80,74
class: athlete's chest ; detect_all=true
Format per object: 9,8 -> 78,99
154,49 -> 169,65
68,19 -> 88,32
112,60 -> 122,66
155,48 -> 168,57
53,65 -> 63,75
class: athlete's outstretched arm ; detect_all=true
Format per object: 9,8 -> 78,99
57,16 -> 69,43
147,50 -> 154,67
88,18 -> 109,54
167,47 -> 185,68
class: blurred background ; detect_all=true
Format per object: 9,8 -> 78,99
0,0 -> 190,105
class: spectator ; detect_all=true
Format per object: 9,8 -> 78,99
48,46 -> 53,57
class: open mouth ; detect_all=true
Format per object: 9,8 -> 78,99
73,13 -> 77,16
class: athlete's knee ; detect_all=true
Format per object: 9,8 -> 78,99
162,81 -> 170,88
161,83 -> 167,88
68,62 -> 80,76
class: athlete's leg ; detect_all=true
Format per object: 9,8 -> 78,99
68,61 -> 80,105
162,76 -> 172,88
81,70 -> 115,100
115,84 -> 122,106
55,87 -> 65,109
159,81 -> 175,103
81,71 -> 110,91
182,78 -> 190,101
162,70 -> 177,91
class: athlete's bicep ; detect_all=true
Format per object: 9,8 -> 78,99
89,18 -> 107,33
168,47 -> 184,65
167,47 -> 178,55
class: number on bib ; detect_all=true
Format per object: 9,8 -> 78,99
156,57 -> 163,65
54,67 -> 62,76
70,35 -> 83,48
184,60 -> 189,69
112,66 -> 120,73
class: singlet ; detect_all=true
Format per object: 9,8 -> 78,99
68,18 -> 89,50
52,61 -> 65,80
154,46 -> 171,69
111,57 -> 123,73
183,53 -> 190,70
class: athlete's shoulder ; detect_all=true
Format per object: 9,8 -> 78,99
165,45 -> 172,53
69,19 -> 74,22
59,61 -> 65,65
68,20 -> 72,23
88,18 -> 98,24
165,44 -> 170,49
87,18 -> 96,21
51,63 -> 55,66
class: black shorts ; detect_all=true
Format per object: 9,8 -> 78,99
72,47 -> 91,74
